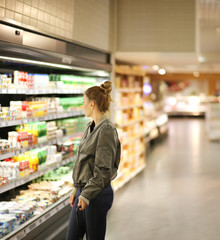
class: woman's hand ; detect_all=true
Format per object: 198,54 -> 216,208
69,194 -> 75,207
78,198 -> 87,211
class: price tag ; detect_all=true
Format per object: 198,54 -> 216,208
21,178 -> 26,185
23,119 -> 28,124
16,150 -> 20,155
13,230 -> 26,240
2,89 -> 7,93
44,212 -> 51,220
8,89 -> 17,94
14,120 -> 19,125
38,217 -> 43,224
58,204 -> 63,211
50,208 -> 57,215
27,222 -> 37,232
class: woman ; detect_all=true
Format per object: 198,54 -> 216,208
66,81 -> 121,240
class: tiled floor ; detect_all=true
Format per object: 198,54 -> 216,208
106,118 -> 220,240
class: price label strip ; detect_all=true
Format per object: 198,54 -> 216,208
10,230 -> 26,240
44,212 -> 51,220
25,222 -> 36,234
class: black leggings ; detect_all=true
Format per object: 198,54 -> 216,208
66,184 -> 113,240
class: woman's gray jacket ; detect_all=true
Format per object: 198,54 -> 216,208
71,115 -> 121,205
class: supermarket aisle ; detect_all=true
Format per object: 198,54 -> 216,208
106,118 -> 220,240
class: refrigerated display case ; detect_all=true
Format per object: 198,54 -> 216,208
0,23 -> 111,240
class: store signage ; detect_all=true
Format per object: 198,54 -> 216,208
62,57 -> 72,64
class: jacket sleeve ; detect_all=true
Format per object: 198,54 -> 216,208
79,124 -> 118,205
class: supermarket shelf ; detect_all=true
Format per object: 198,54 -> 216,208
145,126 -> 157,136
0,156 -> 75,194
0,110 -> 85,128
0,131 -> 84,161
146,133 -> 159,143
61,132 -> 84,142
116,117 -> 145,128
145,123 -> 168,143
122,132 -> 146,146
116,88 -> 142,93
115,104 -> 143,110
159,123 -> 169,135
145,114 -> 168,135
112,164 -> 146,192
166,111 -> 205,117
115,69 -> 145,77
2,194 -> 70,240
129,148 -> 145,161
120,148 -> 145,165
0,88 -> 85,95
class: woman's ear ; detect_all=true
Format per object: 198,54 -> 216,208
90,100 -> 95,108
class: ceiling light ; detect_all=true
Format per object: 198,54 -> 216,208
143,83 -> 152,95
198,56 -> 205,62
193,71 -> 200,77
93,71 -> 109,77
0,56 -> 101,72
158,69 -> 166,75
152,65 -> 159,71
142,65 -> 149,69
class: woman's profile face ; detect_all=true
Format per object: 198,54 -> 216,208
83,95 -> 92,117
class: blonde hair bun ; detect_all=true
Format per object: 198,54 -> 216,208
100,81 -> 112,95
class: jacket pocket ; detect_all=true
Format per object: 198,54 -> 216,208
78,161 -> 94,182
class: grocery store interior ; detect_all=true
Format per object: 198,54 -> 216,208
0,0 -> 220,239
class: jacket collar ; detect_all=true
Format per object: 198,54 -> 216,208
96,112 -> 109,127
88,112 -> 110,131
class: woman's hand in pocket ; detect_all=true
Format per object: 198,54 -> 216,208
78,198 -> 87,210
70,194 -> 75,207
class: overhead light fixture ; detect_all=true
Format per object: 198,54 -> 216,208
0,56 -> 103,73
0,55 -> 73,69
158,69 -> 166,75
198,56 -> 205,62
93,71 -> 109,77
152,65 -> 159,71
142,65 -> 149,69
143,83 -> 152,95
193,71 -> 200,77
